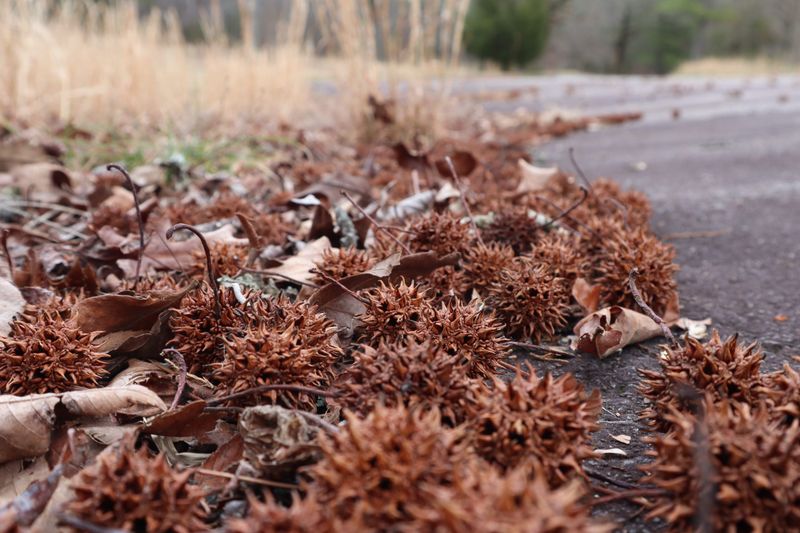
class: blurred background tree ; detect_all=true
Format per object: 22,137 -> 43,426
463,0 -> 563,69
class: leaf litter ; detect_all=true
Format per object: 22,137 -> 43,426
0,94 -> 794,532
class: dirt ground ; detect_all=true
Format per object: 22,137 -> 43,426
471,74 -> 800,531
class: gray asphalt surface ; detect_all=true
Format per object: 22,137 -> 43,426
473,74 -> 800,530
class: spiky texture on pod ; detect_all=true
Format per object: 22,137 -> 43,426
424,467 -> 611,533
407,212 -> 470,255
333,341 -> 487,425
67,439 -> 207,533
356,280 -> 435,346
211,299 -> 342,410
192,242 -> 247,278
528,232 -> 583,280
461,242 -> 515,296
417,265 -> 469,302
365,229 -> 405,261
760,364 -> 800,425
0,309 -> 108,395
638,332 -> 764,431
588,226 -> 677,316
482,208 -> 542,254
306,405 -> 473,529
118,274 -> 185,293
426,299 -> 510,379
486,258 -> 571,342
312,247 -> 375,285
168,284 -> 254,375
641,399 -> 800,532
226,494 -> 326,533
471,366 -> 601,486
586,178 -> 652,231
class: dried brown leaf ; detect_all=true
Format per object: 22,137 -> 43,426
0,279 -> 24,336
572,306 -> 662,358
309,251 -> 459,332
0,386 -> 165,463
262,237 -> 332,285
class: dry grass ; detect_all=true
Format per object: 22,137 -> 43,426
674,57 -> 797,77
0,0 -> 468,140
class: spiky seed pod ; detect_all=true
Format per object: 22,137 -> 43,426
486,258 -> 571,342
482,208 -> 542,254
528,232 -> 583,280
416,266 -> 469,302
210,298 -> 341,410
168,284 -> 252,375
586,178 -> 652,231
638,331 -> 764,431
365,229 -> 406,261
0,309 -> 108,395
333,341 -> 487,425
589,226 -> 678,316
357,280 -> 436,346
641,399 -> 800,532
226,494 -> 327,533
427,466 -> 611,533
312,247 -> 376,285
67,439 -> 207,533
471,366 -> 601,485
117,274 -> 185,293
760,364 -> 800,425
191,242 -> 247,278
425,299 -> 510,379
407,212 -> 471,255
461,241 -> 515,296
307,404 -> 473,528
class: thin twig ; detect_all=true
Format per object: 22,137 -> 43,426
591,488 -> 666,506
342,190 -> 412,254
543,186 -> 589,230
296,410 -> 340,434
0,205 -> 88,239
207,383 -> 335,406
628,268 -> 677,347
585,467 -> 640,490
57,515 -> 127,533
444,156 -> 484,245
194,468 -> 299,490
108,164 -> 145,289
569,147 -> 593,192
167,223 -> 221,320
309,268 -> 369,305
508,341 -> 574,358
0,229 -> 13,277
162,349 -> 187,410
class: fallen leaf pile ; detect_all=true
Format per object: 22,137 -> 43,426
1,99 -> 795,531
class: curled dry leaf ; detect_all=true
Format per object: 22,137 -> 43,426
239,406 -> 321,477
309,251 -> 460,333
572,306 -> 663,358
672,317 -> 712,340
0,463 -> 62,530
72,283 -> 196,353
0,385 -> 165,463
514,159 -> 558,195
0,279 -> 24,337
144,400 -> 221,440
572,277 -> 601,314
261,236 -> 332,286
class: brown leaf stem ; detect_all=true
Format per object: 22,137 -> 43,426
628,267 -> 677,347
107,164 -> 145,289
166,223 -> 221,320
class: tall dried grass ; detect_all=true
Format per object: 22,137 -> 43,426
0,0 -> 469,139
